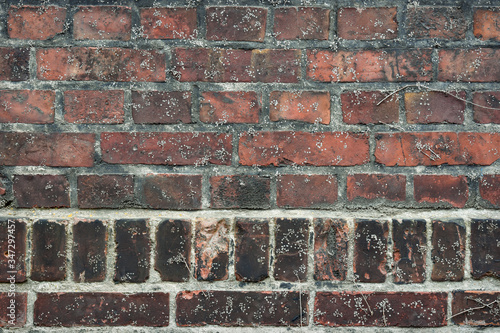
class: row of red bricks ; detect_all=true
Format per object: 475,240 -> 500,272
6,5 -> 500,42
4,173 -> 500,209
1,89 -> 499,124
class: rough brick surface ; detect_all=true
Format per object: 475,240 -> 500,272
0,48 -> 30,81
77,175 -> 134,209
438,48 -> 500,82
200,91 -> 260,124
140,8 -> 197,39
392,219 -> 426,284
341,91 -> 399,124
277,174 -> 337,208
8,6 -> 66,40
72,220 -> 107,283
132,91 -> 192,124
414,175 -> 469,208
314,218 -> 349,281
206,7 -> 267,42
194,219 -> 230,281
274,7 -> 329,40
0,90 -> 55,124
13,175 -> 70,208
480,175 -> 500,207
74,6 -> 131,40
473,91 -> 500,123
210,175 -> 270,209
235,219 -> 269,282
337,7 -> 398,40
452,291 -> 500,326
431,220 -> 465,281
0,219 -> 27,283
354,220 -> 388,283
470,219 -> 500,279
347,174 -> 406,202
155,219 -> 191,282
142,174 -> 201,210
31,220 -> 67,281
274,218 -> 309,281
474,8 -> 500,41
64,90 -> 124,124
405,91 -> 466,124
0,293 -> 27,328
407,7 -> 466,39
270,91 -> 330,124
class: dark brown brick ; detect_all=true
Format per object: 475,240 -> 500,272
480,175 -> 500,207
451,291 -> 500,326
341,91 -> 399,124
354,220 -> 388,283
206,7 -> 267,42
64,90 -> 124,124
270,91 -> 330,124
31,220 -> 66,281
72,220 -> 107,283
314,218 -> 348,281
34,293 -> 169,327
74,6 -> 131,41
473,91 -> 500,124
13,175 -> 70,208
0,219 -> 27,283
200,91 -> 260,124
77,175 -> 134,209
405,91 -> 465,124
274,7 -> 329,40
431,219 -> 465,281
0,48 -> 30,81
155,219 -> 191,282
274,218 -> 309,282
392,219 -> 426,284
8,6 -> 66,40
414,175 -> 469,208
347,174 -> 406,202
338,7 -> 398,40
140,7 -> 197,39
407,7 -> 466,39
132,91 -> 192,124
471,219 -> 500,279
194,219 -> 230,281
210,175 -> 271,209
277,174 -> 338,208
114,219 -> 150,283
176,291 -> 308,326
235,218 -> 269,282
0,90 -> 55,124
439,48 -> 500,82
142,174 -> 201,210
0,293 -> 27,328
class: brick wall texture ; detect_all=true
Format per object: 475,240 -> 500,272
0,0 -> 499,331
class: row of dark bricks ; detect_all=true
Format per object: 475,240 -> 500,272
1,89 -> 499,125
1,218 -> 498,284
4,5 -> 500,42
3,173 -> 499,209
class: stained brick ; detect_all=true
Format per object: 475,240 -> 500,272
194,219 -> 229,281
13,175 -> 70,208
341,91 -> 399,124
337,7 -> 397,40
8,6 -> 66,40
77,175 -> 134,209
142,174 -> 201,210
438,48 -> 500,82
0,293 -> 27,328
392,219 -> 426,284
451,291 -> 500,326
0,90 -> 55,124
354,220 -> 388,283
431,219 -> 465,281
155,219 -> 191,282
277,174 -> 337,208
270,91 -> 330,124
210,175 -> 270,209
274,7 -> 329,40
407,7 -> 466,39
0,219 -> 27,283
473,91 -> 500,124
64,90 -> 124,124
470,219 -> 500,279
74,6 -> 131,40
140,7 -> 197,39
0,48 -> 30,81
314,218 -> 348,281
474,8 -> 500,41
132,91 -> 192,124
235,219 -> 269,282
73,220 -> 107,283
347,174 -> 406,202
274,218 -> 309,282
405,91 -> 466,124
200,91 -> 260,124
31,220 -> 67,281
480,175 -> 500,207
414,175 -> 468,208
206,7 -> 267,42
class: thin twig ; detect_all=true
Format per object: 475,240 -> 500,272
295,272 -> 303,327
448,299 -> 500,320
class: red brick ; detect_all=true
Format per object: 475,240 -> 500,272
471,219 -> 500,279
64,90 -> 124,124
210,175 -> 270,209
0,132 -> 95,167
314,218 -> 348,281
37,48 -> 166,82
132,91 -> 191,124
140,8 -> 196,39
0,48 -> 30,81
458,132 -> 500,165
142,174 -> 202,210
239,131 -> 369,166
347,174 -> 406,202
72,220 -> 107,283
74,6 -> 131,41
452,291 -> 500,326
8,6 -> 66,40
354,220 -> 388,283
480,175 -> 500,207
176,291 -> 307,326
407,7 -> 466,39
438,48 -> 500,82
431,219 -> 465,281
315,292 -> 447,327
206,7 -> 267,42
235,219 -> 269,282
13,175 -> 70,208
0,90 -> 55,124
338,7 -> 397,40
341,91 -> 399,124
405,91 -> 465,124
274,7 -> 329,40
195,219 -> 229,281
274,218 -> 309,282
77,175 -> 134,209
34,293 -> 169,326
474,8 -> 500,41
414,175 -> 468,208
0,219 -> 27,283
307,49 -> 432,82
0,293 -> 27,328
392,219 -> 426,284
270,91 -> 330,124
200,91 -> 260,123
473,91 -> 500,123
100,132 -> 231,165
31,220 -> 67,281
155,219 -> 191,282
277,174 -> 337,208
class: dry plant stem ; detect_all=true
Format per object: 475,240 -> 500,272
448,299 -> 500,320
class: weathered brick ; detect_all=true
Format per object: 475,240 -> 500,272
451,291 -> 500,326
37,48 -> 166,82
392,219 -> 426,284
194,219 -> 229,281
210,175 -> 270,209
0,90 -> 55,124
132,91 -> 191,124
34,293 -> 169,327
277,174 -> 337,208
235,218 -> 269,282
31,220 -> 67,281
0,219 -> 27,283
314,218 -> 348,281
8,6 -> 66,40
64,90 -> 124,124
341,91 -> 399,124
250,49 -> 301,83
239,131 -> 369,166
274,218 -> 309,282
0,48 -> 29,81
114,219 -> 150,283
176,291 -> 308,326
414,175 -> 469,208
431,219 -> 465,281
13,175 -> 70,208
438,48 -> 500,82
142,174 -> 201,210
473,91 -> 500,124
480,175 -> 500,207
200,91 -> 260,124
101,132 -> 231,165
155,219 -> 191,282
206,7 -> 267,42
459,132 -> 500,165
407,7 -> 466,39
474,8 -> 500,41
77,175 -> 134,209
405,91 -> 466,124
347,174 -> 406,202
307,49 -> 432,82
140,7 -> 197,39
0,293 -> 27,328
74,6 -> 131,41
471,219 -> 500,279
337,7 -> 397,40
73,220 -> 107,283
0,132 -> 95,167
0,177 -> 5,196
274,7 -> 329,40
354,220 -> 388,283
315,292 -> 447,327
270,91 -> 330,124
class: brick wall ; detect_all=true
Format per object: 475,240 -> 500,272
0,0 -> 499,330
